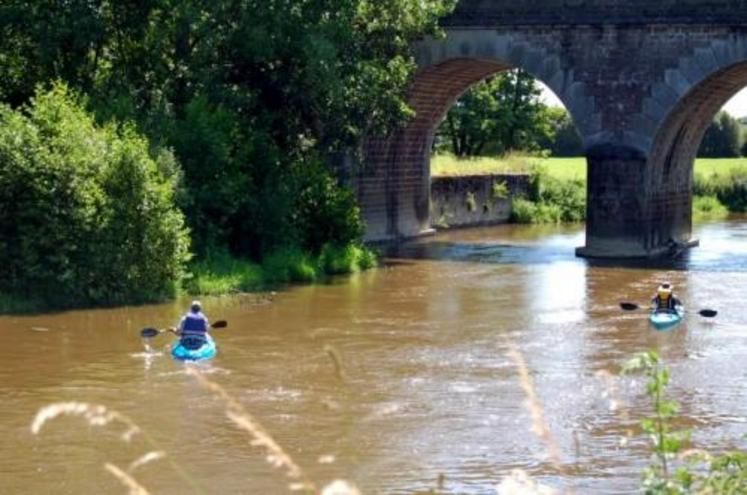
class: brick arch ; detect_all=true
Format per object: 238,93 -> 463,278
649,62 -> 747,178
359,31 -> 594,242
414,31 -> 597,142
360,58 -> 509,241
639,55 -> 747,252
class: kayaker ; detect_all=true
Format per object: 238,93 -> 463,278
651,283 -> 682,313
174,300 -> 210,349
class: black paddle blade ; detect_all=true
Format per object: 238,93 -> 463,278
141,327 -> 160,338
699,309 -> 718,318
620,302 -> 640,311
211,320 -> 227,329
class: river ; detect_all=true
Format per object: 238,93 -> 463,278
3,218 -> 747,494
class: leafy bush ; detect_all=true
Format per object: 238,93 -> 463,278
292,160 -> 365,254
262,248 -> 318,284
318,243 -> 376,275
692,195 -> 729,222
184,250 -> 264,295
511,167 -> 585,224
0,84 -> 190,307
511,198 -> 563,224
694,170 -> 747,212
624,351 -> 747,493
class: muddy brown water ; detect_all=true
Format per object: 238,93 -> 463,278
3,218 -> 747,494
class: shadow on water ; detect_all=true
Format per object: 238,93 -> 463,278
386,217 -> 747,273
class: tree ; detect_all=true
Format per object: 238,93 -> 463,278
698,111 -> 742,158
1,0 -> 457,258
545,107 -> 584,157
0,84 -> 190,307
436,69 -> 552,157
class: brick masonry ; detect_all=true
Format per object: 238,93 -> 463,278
357,2 -> 747,258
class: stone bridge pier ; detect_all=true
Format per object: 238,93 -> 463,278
356,0 -> 747,258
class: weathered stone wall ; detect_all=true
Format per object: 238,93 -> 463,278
430,174 -> 530,229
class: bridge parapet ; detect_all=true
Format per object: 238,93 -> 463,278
443,0 -> 747,27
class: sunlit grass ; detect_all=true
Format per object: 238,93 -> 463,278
30,374 -> 362,495
431,153 -> 583,180
693,195 -> 730,222
432,154 -> 747,182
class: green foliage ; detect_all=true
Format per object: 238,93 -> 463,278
292,161 -> 365,254
511,167 -> 586,224
692,195 -> 729,222
318,243 -> 375,275
694,168 -> 747,212
544,107 -> 584,157
492,180 -> 509,200
511,198 -> 563,224
184,251 -> 264,295
262,248 -> 318,284
623,351 -> 747,494
184,243 -> 377,294
435,70 -> 553,157
699,112 -> 743,158
0,84 -> 190,307
1,0 -> 454,276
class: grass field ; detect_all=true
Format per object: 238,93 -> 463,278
431,154 -> 747,181
432,154 -> 747,223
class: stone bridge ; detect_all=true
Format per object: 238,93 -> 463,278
356,0 -> 747,258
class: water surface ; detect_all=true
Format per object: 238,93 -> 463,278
3,219 -> 747,494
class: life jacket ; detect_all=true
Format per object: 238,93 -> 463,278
654,294 -> 676,311
181,312 -> 208,345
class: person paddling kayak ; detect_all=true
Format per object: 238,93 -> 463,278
651,283 -> 682,313
174,300 -> 210,350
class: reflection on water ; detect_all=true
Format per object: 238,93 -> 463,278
3,218 -> 747,494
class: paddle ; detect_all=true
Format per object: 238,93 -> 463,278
140,320 -> 228,338
619,302 -> 717,318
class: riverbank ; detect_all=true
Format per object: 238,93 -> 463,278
0,244 -> 377,314
432,154 -> 747,223
184,244 -> 377,296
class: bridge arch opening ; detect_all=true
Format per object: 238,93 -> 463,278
645,63 -> 747,251
359,55 -> 586,242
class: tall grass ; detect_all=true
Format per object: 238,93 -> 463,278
509,166 -> 586,224
183,244 -> 377,296
433,154 -> 747,183
30,401 -> 204,494
30,373 -> 362,495
692,196 -> 729,222
694,167 -> 747,213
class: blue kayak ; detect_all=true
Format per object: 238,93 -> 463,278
171,335 -> 217,361
649,307 -> 684,331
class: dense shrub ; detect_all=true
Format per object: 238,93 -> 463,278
291,161 -> 365,254
692,195 -> 729,222
511,167 -> 586,224
694,169 -> 747,212
0,84 -> 190,307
